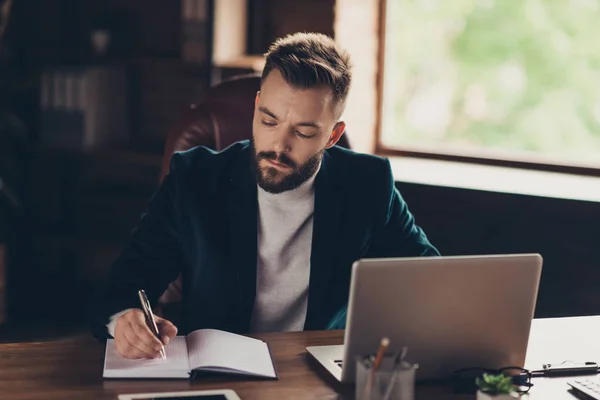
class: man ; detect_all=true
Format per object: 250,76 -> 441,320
89,32 -> 439,359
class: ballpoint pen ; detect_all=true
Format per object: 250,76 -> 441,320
138,289 -> 166,360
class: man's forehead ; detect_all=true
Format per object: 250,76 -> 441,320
259,71 -> 335,121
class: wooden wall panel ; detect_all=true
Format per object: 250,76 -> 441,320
397,182 -> 600,319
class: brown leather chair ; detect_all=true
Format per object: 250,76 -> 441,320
155,73 -> 351,317
159,73 -> 261,182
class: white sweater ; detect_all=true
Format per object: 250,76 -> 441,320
249,171 -> 316,333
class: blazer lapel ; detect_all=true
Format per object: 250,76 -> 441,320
226,149 -> 258,333
304,151 -> 342,330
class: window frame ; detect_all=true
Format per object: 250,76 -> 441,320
375,0 -> 600,178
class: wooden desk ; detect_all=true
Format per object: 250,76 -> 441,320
0,330 -> 452,400
1,317 -> 599,400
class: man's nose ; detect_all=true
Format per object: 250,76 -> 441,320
271,128 -> 292,153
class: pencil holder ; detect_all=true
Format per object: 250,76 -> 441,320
355,355 -> 417,400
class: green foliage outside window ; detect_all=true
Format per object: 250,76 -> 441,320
381,0 -> 600,165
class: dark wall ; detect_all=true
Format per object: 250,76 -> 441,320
9,148 -> 162,324
396,181 -> 600,319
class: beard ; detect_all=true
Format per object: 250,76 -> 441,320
250,137 -> 324,194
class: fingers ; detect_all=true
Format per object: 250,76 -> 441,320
123,321 -> 162,358
156,317 -> 178,345
114,309 -> 165,359
115,326 -> 158,359
129,311 -> 166,351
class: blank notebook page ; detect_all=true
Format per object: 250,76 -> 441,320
104,336 -> 190,377
187,329 -> 276,378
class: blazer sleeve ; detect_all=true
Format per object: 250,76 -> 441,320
367,158 -> 440,259
88,153 -> 185,340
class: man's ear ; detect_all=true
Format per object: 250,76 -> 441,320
254,91 -> 260,108
325,121 -> 346,149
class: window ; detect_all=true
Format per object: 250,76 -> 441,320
378,0 -> 600,172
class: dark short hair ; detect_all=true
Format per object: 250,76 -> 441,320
262,32 -> 352,117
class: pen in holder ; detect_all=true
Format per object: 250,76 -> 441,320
355,351 -> 418,400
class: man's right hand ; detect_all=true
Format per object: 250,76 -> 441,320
114,309 -> 178,359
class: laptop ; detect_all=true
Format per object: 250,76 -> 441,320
306,254 -> 543,383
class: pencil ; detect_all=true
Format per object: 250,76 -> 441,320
372,337 -> 390,371
362,337 -> 390,400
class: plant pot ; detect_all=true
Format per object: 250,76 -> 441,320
477,390 -> 520,400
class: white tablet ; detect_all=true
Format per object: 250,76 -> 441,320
117,389 -> 241,400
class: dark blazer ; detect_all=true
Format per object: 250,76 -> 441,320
89,140 -> 439,340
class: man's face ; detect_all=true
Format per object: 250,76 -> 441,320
251,69 -> 344,194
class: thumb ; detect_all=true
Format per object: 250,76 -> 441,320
156,317 -> 178,345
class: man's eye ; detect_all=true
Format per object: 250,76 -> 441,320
261,119 -> 276,127
296,131 -> 312,139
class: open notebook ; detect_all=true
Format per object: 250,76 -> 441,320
103,329 -> 277,379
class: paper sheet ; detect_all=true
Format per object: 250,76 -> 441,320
103,336 -> 190,377
187,329 -> 276,378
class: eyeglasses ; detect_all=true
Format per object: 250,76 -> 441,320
451,366 -> 534,394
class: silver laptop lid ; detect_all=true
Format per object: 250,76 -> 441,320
341,254 -> 543,382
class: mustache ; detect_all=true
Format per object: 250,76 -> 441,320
256,151 -> 297,168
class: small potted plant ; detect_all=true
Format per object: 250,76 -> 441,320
475,373 -> 521,400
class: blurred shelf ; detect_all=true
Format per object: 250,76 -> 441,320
30,144 -> 164,168
43,55 -> 209,68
